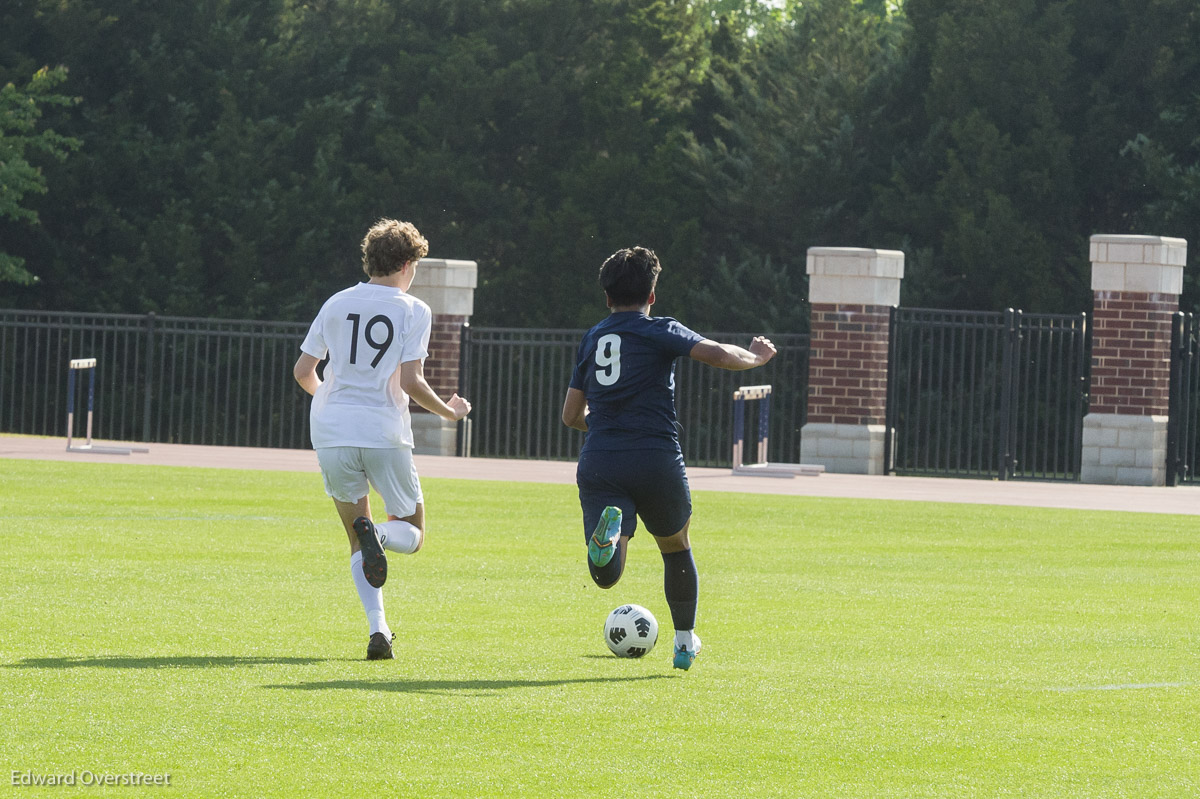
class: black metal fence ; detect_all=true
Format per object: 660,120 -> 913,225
460,326 -> 809,467
885,308 -> 1090,480
1168,312 -> 1199,485
13,307 -> 1199,484
0,310 -> 311,448
458,327 -> 585,461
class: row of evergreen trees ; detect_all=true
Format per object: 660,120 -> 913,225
2,0 -> 1198,330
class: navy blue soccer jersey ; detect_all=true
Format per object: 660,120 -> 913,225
569,311 -> 705,452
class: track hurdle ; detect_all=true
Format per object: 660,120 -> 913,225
66,358 -> 149,455
731,384 -> 822,478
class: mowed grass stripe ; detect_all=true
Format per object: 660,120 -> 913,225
1,459 -> 1197,797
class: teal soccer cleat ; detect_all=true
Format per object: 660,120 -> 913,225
588,506 -> 623,567
672,634 -> 702,671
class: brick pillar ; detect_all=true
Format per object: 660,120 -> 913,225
799,247 -> 904,474
407,258 -> 477,455
424,315 -> 467,401
1081,234 -> 1186,485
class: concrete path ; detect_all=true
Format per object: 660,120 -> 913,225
3,434 -> 1198,516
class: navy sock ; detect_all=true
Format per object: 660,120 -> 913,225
661,549 -> 698,630
589,537 -> 627,588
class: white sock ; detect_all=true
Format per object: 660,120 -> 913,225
674,630 -> 697,651
350,551 -> 390,637
376,520 -> 421,554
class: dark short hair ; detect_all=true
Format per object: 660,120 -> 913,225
599,247 -> 661,306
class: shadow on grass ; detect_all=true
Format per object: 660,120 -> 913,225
268,674 -> 676,695
4,656 -> 330,669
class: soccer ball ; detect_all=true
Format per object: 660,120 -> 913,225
604,604 -> 658,658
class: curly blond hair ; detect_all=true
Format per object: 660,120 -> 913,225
361,218 -> 429,277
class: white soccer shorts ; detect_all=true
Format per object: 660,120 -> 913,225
315,446 -> 424,519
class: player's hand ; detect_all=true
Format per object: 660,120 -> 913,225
447,393 -> 472,421
749,336 -> 777,365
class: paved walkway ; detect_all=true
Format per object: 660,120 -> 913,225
3,434 -> 1198,515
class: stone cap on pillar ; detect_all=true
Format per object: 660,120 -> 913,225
409,258 -> 478,316
806,247 -> 905,306
1089,234 -> 1187,294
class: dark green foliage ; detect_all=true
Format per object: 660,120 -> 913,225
0,66 -> 80,286
873,0 -> 1085,312
0,0 -> 1196,324
681,1 -> 903,330
1077,0 -> 1200,312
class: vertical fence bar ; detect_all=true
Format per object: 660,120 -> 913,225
884,306 -> 897,473
1168,312 -> 1188,486
1187,315 -> 1199,483
997,309 -> 1016,479
1188,315 -> 1199,483
142,313 -> 156,442
964,315 -> 979,472
457,322 -> 471,457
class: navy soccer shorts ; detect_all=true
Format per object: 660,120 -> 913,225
576,448 -> 692,541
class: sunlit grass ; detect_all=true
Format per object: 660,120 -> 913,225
1,459 -> 1197,797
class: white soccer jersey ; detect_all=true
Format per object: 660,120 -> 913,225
300,282 -> 432,449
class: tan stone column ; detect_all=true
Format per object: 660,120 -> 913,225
407,258 -> 477,455
799,247 -> 904,474
1081,234 -> 1186,485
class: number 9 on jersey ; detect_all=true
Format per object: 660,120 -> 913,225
596,333 -> 621,386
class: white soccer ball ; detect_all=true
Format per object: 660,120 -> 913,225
604,604 -> 658,658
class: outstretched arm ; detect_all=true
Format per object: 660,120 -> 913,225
561,387 -> 588,431
689,336 -> 777,371
400,359 -> 472,421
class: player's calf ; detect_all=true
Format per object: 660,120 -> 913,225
376,519 -> 423,554
662,548 -> 700,669
353,516 -> 388,588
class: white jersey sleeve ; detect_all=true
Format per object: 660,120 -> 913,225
400,301 -> 432,364
300,313 -> 329,360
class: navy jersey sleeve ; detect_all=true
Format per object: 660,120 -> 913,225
568,335 -> 592,391
654,319 -> 705,356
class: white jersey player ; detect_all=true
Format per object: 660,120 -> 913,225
293,218 -> 471,660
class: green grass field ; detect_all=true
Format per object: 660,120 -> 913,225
1,458 -> 1198,797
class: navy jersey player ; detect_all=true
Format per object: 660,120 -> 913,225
562,247 -> 777,670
